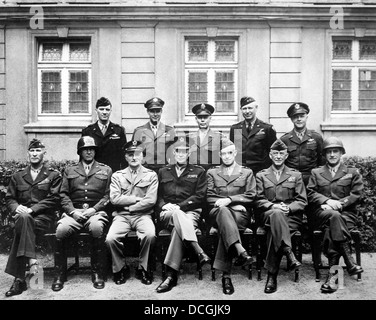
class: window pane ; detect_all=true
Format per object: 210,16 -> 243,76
215,41 -> 235,61
69,43 -> 90,61
41,43 -> 63,61
188,41 -> 208,61
332,69 -> 351,110
69,71 -> 89,113
41,71 -> 62,113
360,40 -> 376,60
215,71 -> 234,112
188,72 -> 207,112
359,70 -> 376,110
332,40 -> 352,60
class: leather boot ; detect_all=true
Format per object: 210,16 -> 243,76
283,246 -> 301,270
91,237 -> 105,289
321,253 -> 340,293
264,272 -> 278,294
51,239 -> 67,292
340,242 -> 363,276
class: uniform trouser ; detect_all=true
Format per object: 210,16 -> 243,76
209,206 -> 249,273
160,209 -> 201,271
5,211 -> 55,279
105,214 -> 156,273
55,211 -> 108,239
260,209 -> 302,274
312,209 -> 356,258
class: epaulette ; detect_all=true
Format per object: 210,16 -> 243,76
97,162 -> 110,168
258,169 -> 268,173
48,167 -> 60,172
280,132 -> 289,138
193,164 -> 205,170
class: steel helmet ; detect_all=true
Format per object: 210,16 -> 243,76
323,136 -> 345,154
77,136 -> 97,155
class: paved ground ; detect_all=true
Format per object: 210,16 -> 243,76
0,252 -> 375,301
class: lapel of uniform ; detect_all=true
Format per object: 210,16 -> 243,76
22,166 -> 35,185
332,163 -> 348,182
76,162 -> 88,177
290,130 -> 301,145
155,122 -> 166,140
227,163 -> 242,184
33,165 -> 50,185
248,118 -> 262,138
265,166 -> 278,185
93,122 -> 104,139
144,122 -> 155,140
200,129 -> 212,148
241,121 -> 248,139
122,167 -> 133,184
133,166 -> 146,186
103,121 -> 115,138
320,166 -> 333,182
217,165 -> 230,183
87,161 -> 101,177
277,166 -> 290,185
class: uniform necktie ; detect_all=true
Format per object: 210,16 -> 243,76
101,124 -> 107,135
297,132 -> 304,141
85,165 -> 91,175
330,168 -> 336,177
275,170 -> 281,181
247,123 -> 252,134
151,125 -> 158,136
30,168 -> 40,181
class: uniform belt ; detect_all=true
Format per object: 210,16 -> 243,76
73,202 -> 96,209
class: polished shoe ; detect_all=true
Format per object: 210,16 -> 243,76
156,276 -> 177,293
135,268 -> 153,285
92,272 -> 105,289
234,251 -> 253,267
222,277 -> 234,295
51,273 -> 66,292
198,252 -> 211,267
348,264 -> 364,276
321,272 -> 338,293
340,242 -> 364,276
284,247 -> 301,270
113,265 -> 130,285
264,272 -> 277,294
5,279 -> 27,297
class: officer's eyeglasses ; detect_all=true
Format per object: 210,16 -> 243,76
270,151 -> 287,157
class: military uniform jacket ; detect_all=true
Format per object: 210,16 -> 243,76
82,121 -> 127,172
280,129 -> 325,174
206,163 -> 256,212
5,164 -> 62,216
60,161 -> 112,214
188,129 -> 224,170
110,165 -> 158,216
157,164 -> 207,215
132,122 -> 176,166
229,118 -> 277,172
255,165 -> 307,214
306,163 -> 364,213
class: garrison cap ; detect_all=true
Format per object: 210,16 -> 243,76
192,103 -> 215,116
123,140 -> 144,153
287,102 -> 310,118
144,97 -> 165,110
240,96 -> 256,108
173,136 -> 190,150
220,138 -> 235,151
28,138 -> 45,150
270,139 -> 288,151
96,97 -> 111,108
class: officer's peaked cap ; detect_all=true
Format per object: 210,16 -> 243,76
287,102 -> 310,118
123,140 -> 144,153
145,97 -> 165,110
192,103 -> 215,116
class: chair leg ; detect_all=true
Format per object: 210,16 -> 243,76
197,259 -> 203,280
256,234 -> 266,281
292,233 -> 302,282
353,232 -> 362,281
312,233 -> 322,282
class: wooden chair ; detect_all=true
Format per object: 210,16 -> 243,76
208,226 -> 254,281
256,226 -> 302,282
311,229 -> 362,282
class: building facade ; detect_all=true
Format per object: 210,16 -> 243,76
0,0 -> 375,161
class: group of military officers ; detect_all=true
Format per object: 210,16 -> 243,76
4,95 -> 364,297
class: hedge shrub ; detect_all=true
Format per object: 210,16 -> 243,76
0,157 -> 375,253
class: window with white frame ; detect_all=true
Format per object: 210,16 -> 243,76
185,38 -> 238,115
37,39 -> 91,117
332,38 -> 376,112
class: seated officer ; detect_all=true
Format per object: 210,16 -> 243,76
4,139 -> 62,297
187,103 -> 224,171
105,140 -> 158,285
255,139 -> 307,294
206,138 -> 256,295
52,136 -> 112,291
155,137 -> 211,293
307,137 -> 364,293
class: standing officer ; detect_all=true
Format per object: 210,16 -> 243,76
255,139 -> 307,294
51,136 -> 112,292
187,103 -> 224,171
82,97 -> 127,173
132,97 -> 176,174
155,137 -> 211,293
106,140 -> 158,286
207,138 -> 256,295
280,102 -> 325,186
307,137 -> 364,293
4,139 -> 62,297
230,96 -> 277,175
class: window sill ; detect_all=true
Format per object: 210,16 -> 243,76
24,119 -> 92,133
321,122 -> 376,131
